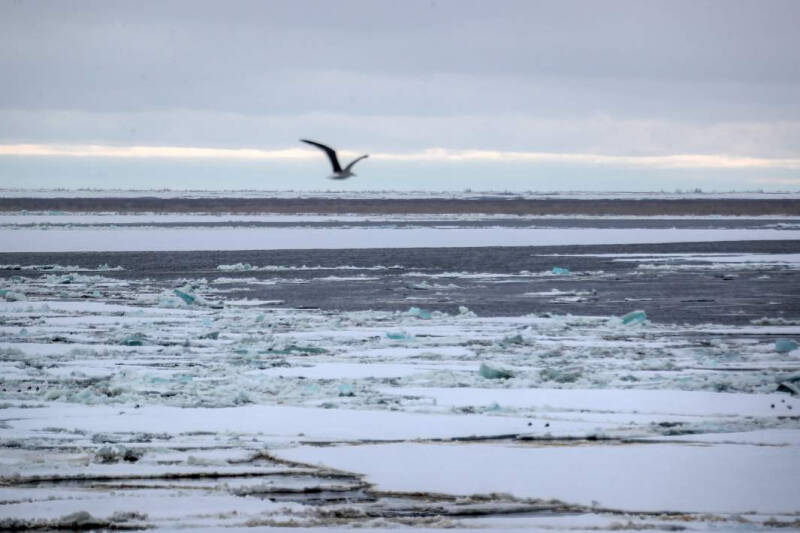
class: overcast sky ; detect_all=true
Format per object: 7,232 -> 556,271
1,0 -> 799,191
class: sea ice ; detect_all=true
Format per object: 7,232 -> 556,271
479,363 -> 515,380
385,330 -> 415,341
778,380 -> 800,396
407,306 -> 432,319
2,261 -> 799,528
6,227 -> 800,252
0,289 -> 25,301
338,383 -> 355,397
173,288 -> 197,305
540,366 -> 583,383
277,440 -> 800,514
775,339 -> 799,353
118,333 -> 146,346
621,309 -> 648,325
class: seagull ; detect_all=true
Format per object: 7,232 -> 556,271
300,139 -> 368,180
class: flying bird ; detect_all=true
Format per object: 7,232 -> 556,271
300,139 -> 368,180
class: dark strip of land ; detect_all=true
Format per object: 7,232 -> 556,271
1,197 -> 799,216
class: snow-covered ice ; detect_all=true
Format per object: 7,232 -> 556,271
3,226 -> 800,252
278,440 -> 800,514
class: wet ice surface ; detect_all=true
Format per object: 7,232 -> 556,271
2,212 -> 800,530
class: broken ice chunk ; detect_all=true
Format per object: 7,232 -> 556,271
118,333 -> 146,346
487,402 -> 503,412
540,366 -> 582,383
173,288 -> 196,305
162,285 -> 219,307
777,379 -> 800,396
217,262 -> 253,271
500,334 -> 525,346
158,292 -> 185,308
621,309 -> 647,325
94,445 -> 143,464
338,383 -> 355,397
386,330 -> 414,341
0,289 -> 25,301
479,363 -> 514,379
551,266 -> 570,275
775,339 -> 799,353
407,306 -> 432,319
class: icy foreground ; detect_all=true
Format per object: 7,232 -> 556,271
1,271 -> 799,530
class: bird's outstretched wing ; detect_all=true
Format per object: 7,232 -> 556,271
343,154 -> 369,173
300,139 -> 341,173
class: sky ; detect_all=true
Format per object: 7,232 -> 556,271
1,0 -> 799,191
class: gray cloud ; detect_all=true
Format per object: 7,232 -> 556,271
1,0 -> 798,163
3,109 -> 799,158
3,1 -> 799,107
5,1 -> 799,79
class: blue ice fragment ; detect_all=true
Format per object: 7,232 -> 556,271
407,306 -> 432,319
119,333 -> 146,346
479,363 -> 514,379
173,289 -> 195,305
303,383 -> 321,395
501,334 -> 525,346
338,383 -> 355,397
0,289 -> 24,301
775,339 -> 799,353
386,330 -> 414,341
551,266 -> 570,275
621,310 -> 647,325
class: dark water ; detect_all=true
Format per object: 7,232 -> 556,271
3,240 -> 799,325
2,196 -> 799,216
7,218 -> 800,229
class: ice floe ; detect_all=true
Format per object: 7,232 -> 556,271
4,227 -> 800,252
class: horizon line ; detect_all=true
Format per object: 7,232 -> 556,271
1,143 -> 799,170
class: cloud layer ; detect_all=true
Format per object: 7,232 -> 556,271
4,143 -> 799,171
